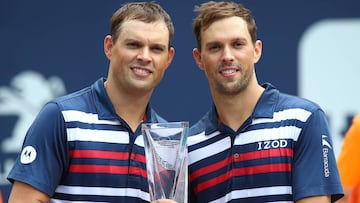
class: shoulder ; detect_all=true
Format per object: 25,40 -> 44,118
51,78 -> 106,112
259,84 -> 325,124
52,86 -> 93,109
277,92 -> 322,113
261,83 -> 323,115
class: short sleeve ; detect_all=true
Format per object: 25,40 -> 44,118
292,109 -> 343,202
7,102 -> 69,196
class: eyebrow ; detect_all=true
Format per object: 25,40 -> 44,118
205,37 -> 248,45
127,37 -> 167,46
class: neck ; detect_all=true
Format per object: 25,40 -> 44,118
213,83 -> 264,131
105,81 -> 152,132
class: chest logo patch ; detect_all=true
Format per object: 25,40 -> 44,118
257,139 -> 288,150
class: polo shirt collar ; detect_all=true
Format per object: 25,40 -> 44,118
252,83 -> 279,119
92,77 -> 154,122
204,83 -> 279,134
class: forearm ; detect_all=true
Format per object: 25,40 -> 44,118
8,181 -> 50,203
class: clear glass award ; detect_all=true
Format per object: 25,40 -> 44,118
142,121 -> 188,203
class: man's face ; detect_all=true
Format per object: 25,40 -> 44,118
106,20 -> 174,94
193,16 -> 261,96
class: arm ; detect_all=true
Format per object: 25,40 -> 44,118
296,195 -> 331,203
8,181 -> 50,203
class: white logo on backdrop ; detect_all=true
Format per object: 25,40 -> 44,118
299,19 -> 360,156
0,70 -> 66,185
0,70 -> 66,152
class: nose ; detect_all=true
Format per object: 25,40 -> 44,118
137,47 -> 151,62
222,45 -> 234,62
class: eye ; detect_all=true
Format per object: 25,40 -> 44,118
210,45 -> 219,50
208,44 -> 221,52
151,45 -> 165,53
232,39 -> 247,49
126,41 -> 141,49
233,42 -> 244,48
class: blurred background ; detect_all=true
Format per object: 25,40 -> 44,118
1,0 -> 359,201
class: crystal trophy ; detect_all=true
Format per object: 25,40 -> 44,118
142,121 -> 188,203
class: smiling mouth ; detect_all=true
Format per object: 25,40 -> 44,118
220,68 -> 239,77
131,67 -> 153,78
132,67 -> 152,74
220,69 -> 237,74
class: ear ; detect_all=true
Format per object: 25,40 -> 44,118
193,48 -> 205,70
253,39 -> 262,64
104,35 -> 113,60
165,47 -> 175,70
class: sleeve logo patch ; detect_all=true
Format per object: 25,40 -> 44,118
20,146 -> 37,164
322,135 -> 332,149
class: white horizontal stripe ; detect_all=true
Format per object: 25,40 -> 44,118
252,108 -> 311,125
62,110 -> 120,125
188,137 -> 230,164
234,126 -> 301,145
67,128 -> 129,144
55,185 -> 150,201
210,186 -> 292,203
188,131 -> 220,146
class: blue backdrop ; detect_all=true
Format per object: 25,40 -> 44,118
1,0 -> 359,201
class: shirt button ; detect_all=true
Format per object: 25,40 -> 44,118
234,153 -> 239,159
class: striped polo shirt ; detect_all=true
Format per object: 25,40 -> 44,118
8,77 -> 166,202
188,83 -> 343,203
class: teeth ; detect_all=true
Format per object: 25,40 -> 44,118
133,68 -> 149,74
222,69 -> 236,74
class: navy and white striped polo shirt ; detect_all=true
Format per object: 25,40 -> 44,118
188,83 -> 343,203
8,77 -> 166,202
